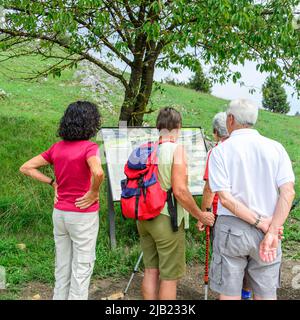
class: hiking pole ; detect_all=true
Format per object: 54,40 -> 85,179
124,252 -> 143,296
204,208 -> 211,300
101,252 -> 143,300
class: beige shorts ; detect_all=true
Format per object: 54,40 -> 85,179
210,215 -> 282,299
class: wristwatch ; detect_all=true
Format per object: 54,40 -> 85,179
253,214 -> 262,227
49,178 -> 55,186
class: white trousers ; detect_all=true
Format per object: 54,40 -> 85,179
52,209 -> 99,300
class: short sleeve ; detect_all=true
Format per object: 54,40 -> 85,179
208,148 -> 231,192
203,150 -> 212,181
276,145 -> 295,187
86,143 -> 100,160
40,144 -> 55,164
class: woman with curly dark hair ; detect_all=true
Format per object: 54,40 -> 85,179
20,101 -> 104,300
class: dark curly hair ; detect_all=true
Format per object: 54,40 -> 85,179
58,101 -> 101,141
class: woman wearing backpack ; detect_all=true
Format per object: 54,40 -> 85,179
137,107 -> 215,300
20,101 -> 104,300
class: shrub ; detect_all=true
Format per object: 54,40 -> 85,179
188,66 -> 212,93
262,76 -> 290,114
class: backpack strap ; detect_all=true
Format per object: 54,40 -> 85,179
152,137 -> 176,163
158,136 -> 176,144
134,175 -> 145,220
167,188 -> 178,232
149,140 -> 162,164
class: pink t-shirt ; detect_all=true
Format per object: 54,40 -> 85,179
41,140 -> 100,212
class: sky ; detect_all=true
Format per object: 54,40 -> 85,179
152,61 -> 300,116
111,58 -> 300,116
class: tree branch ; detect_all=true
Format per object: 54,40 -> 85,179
0,27 -> 130,91
103,0 -> 135,52
123,0 -> 140,27
73,16 -> 133,66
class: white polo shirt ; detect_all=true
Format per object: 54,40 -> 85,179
208,128 -> 295,218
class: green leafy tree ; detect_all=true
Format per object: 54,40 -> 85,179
188,66 -> 212,93
262,76 -> 290,114
0,1 -> 300,125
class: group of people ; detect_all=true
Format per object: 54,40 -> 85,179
20,99 -> 295,300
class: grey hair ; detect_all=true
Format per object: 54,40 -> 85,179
212,112 -> 228,138
227,99 -> 258,126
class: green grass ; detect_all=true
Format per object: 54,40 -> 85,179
0,55 -> 299,299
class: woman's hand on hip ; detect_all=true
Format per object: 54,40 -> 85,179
75,191 -> 99,209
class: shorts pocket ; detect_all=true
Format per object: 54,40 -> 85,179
76,254 -> 95,277
210,254 -> 223,285
219,224 -> 247,256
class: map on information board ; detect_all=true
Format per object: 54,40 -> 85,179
100,127 -> 208,202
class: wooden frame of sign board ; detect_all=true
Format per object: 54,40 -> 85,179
100,126 -> 209,248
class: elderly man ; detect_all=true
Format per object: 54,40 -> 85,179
208,99 -> 295,300
199,112 -> 251,299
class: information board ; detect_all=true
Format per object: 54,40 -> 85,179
101,127 -> 208,202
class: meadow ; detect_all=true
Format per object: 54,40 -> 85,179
0,55 -> 299,299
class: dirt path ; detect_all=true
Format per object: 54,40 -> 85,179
17,259 -> 300,300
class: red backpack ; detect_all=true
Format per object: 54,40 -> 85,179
121,140 -> 178,230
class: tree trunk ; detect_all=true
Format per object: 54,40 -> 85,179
119,48 -> 158,126
118,91 -> 136,124
130,60 -> 156,126
119,49 -> 144,125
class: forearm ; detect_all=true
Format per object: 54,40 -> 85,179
21,168 -> 52,184
174,187 -> 202,220
201,182 -> 215,211
218,191 -> 258,225
90,171 -> 104,193
269,183 -> 295,234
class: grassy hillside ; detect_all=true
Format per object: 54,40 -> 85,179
0,55 -> 299,299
